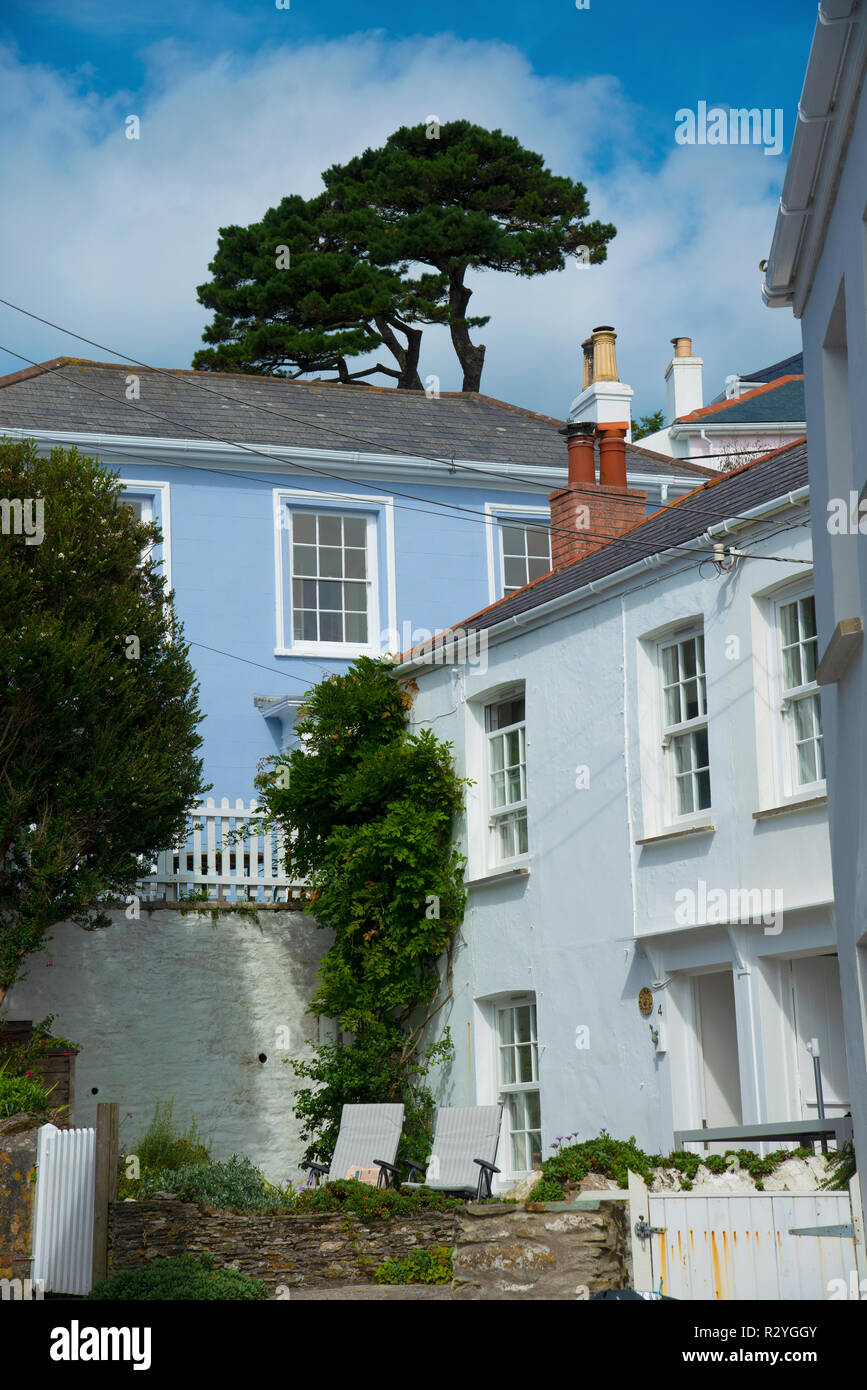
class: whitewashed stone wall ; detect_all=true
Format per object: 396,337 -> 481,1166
4,906 -> 330,1184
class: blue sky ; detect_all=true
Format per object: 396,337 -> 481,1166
0,0 -> 816,420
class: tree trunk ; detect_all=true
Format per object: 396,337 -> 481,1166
373,315 -> 424,391
448,271 -> 485,393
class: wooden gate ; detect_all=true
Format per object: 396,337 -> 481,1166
629,1172 -> 867,1300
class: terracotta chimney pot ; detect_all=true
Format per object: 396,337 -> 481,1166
671,336 -> 693,358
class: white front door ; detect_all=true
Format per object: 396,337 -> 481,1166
695,971 -> 743,1138
790,955 -> 850,1118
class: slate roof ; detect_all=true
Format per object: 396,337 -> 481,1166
408,438 -> 809,652
740,351 -> 803,382
0,358 -> 713,479
676,376 -> 804,426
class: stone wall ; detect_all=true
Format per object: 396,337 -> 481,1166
108,1196 -> 633,1297
108,1200 -> 455,1292
4,905 -> 330,1183
452,1199 -> 631,1299
0,1117 -> 40,1281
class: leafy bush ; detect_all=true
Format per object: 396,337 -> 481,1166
292,1179 -> 462,1221
374,1245 -> 452,1284
534,1131 -> 820,1199
137,1155 -> 293,1212
86,1253 -> 266,1301
0,1058 -> 56,1118
823,1141 -> 856,1191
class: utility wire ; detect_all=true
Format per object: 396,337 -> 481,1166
0,336 -> 811,563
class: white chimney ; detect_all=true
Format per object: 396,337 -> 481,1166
568,325 -> 634,442
665,336 -> 703,421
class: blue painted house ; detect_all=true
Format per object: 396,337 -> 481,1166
0,352 -> 709,823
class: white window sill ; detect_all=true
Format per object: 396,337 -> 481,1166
465,865 -> 530,890
636,823 -> 715,846
274,644 -> 380,660
753,794 -> 827,821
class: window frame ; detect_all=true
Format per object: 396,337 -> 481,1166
484,503 -> 551,603
485,693 -> 528,866
658,627 -> 711,822
118,480 -> 171,591
273,489 -> 395,658
773,588 -> 826,797
495,998 -> 542,1174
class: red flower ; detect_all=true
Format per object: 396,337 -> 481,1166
25,1070 -> 32,1077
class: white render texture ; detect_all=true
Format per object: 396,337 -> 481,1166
5,907 -> 330,1184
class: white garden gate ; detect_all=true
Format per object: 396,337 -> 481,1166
31,1123 -> 95,1295
629,1172 -> 867,1300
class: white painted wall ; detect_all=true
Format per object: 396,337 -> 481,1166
794,57 -> 867,1214
5,907 -> 330,1185
409,497 -> 842,1183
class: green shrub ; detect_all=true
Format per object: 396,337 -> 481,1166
132,1100 -> 211,1172
0,1058 -> 56,1118
534,1132 -> 821,1200
292,1179 -> 462,1221
823,1141 -> 856,1191
374,1245 -> 453,1285
86,1253 -> 266,1301
137,1155 -> 292,1211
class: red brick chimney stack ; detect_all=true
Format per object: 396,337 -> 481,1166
549,330 -> 647,568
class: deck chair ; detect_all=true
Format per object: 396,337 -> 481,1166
403,1104 -> 503,1199
305,1103 -> 405,1189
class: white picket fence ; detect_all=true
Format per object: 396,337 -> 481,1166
31,1124 -> 95,1296
138,798 -> 304,903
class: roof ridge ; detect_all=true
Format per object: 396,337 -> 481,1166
676,375 -> 804,423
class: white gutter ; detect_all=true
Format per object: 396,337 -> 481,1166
763,0 -> 863,309
0,426 -> 700,496
706,486 -> 811,536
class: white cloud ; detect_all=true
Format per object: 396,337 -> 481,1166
0,34 -> 799,421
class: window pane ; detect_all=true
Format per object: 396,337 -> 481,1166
673,734 -> 692,775
318,580 -> 342,611
498,1010 -> 513,1046
682,677 -> 700,721
506,768 -> 522,804
663,685 -> 681,727
515,811 -> 528,855
527,1090 -> 541,1130
318,514 -> 341,546
490,736 -> 505,772
293,578 -> 317,608
294,512 -> 316,543
294,609 -> 318,642
783,644 -> 802,690
345,548 -> 366,579
344,583 -> 366,612
526,527 -> 550,559
319,547 -> 343,578
662,645 -> 678,684
500,1046 -> 516,1085
501,525 -> 525,556
343,516 -> 366,548
293,544 -> 317,577
800,596 -> 817,639
515,1006 -> 531,1044
527,556 -> 550,582
122,497 -> 143,521
345,612 -> 367,643
676,774 -> 695,816
490,771 -> 506,809
506,730 -> 521,766
320,611 -> 342,643
696,768 -> 711,809
693,727 -> 709,769
780,601 -> 798,648
504,557 -> 526,589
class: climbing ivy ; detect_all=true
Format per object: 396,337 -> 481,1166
252,657 -> 468,1167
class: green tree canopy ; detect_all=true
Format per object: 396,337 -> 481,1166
324,121 -> 615,391
193,193 -> 445,388
194,122 -> 615,393
0,438 -> 207,1006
